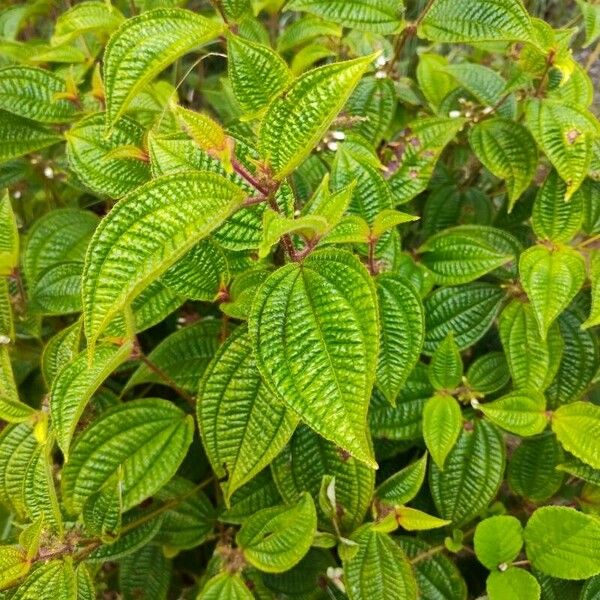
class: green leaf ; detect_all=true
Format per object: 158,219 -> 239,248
375,275 -> 424,404
271,424 -> 374,533
66,113 -> 151,198
423,283 -> 505,354
487,569 -> 541,600
11,560 -> 76,600
0,110 -> 62,164
371,209 -> 418,238
428,333 -> 462,390
0,545 -> 30,590
344,525 -> 418,600
198,327 -> 297,502
0,66 -> 78,123
419,225 -> 517,285
430,420 -> 505,526
396,536 -> 467,600
387,117 -> 466,205
51,1 -> 125,45
23,208 -> 98,287
375,454 -> 427,509
477,390 -> 547,437
0,349 -> 35,422
40,322 -> 79,388
82,475 -> 122,540
30,262 -> 83,315
519,245 -> 585,339
422,394 -> 462,469
286,0 -> 403,34
578,0 -> 600,47
259,54 -> 375,179
584,250 -> 600,328
0,191 -> 18,277
119,545 -> 171,600
227,34 -> 292,115
103,8 -> 223,128
62,398 -> 194,514
236,492 -> 317,573
524,505 -> 600,579
552,401 -> 600,469
499,300 -> 563,390
418,0 -> 532,42
468,118 -> 537,211
82,172 -> 245,346
198,572 -> 254,600
249,248 -> 379,467
525,99 -> 600,199
394,506 -> 451,531
127,319 -> 220,394
532,170 -> 583,243
465,353 -> 510,395
508,433 -> 564,503
474,515 -> 523,569
50,341 -> 132,457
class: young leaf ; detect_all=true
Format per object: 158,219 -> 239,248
468,118 -> 537,211
66,113 -> 150,198
477,390 -> 547,437
198,327 -> 298,502
0,110 -> 62,163
423,283 -> 505,354
519,244 -> 585,339
236,492 -> 317,573
422,394 -> 462,469
524,506 -> 600,579
103,8 -> 223,128
428,333 -> 462,391
375,454 -> 427,509
429,420 -> 506,526
0,66 -> 78,123
0,546 -> 30,590
487,569 -> 541,600
249,249 -> 379,467
259,54 -> 375,179
198,572 -> 254,600
552,402 -> 600,469
375,275 -> 425,405
0,191 -> 18,276
474,515 -> 523,570
51,1 -> 125,45
418,0 -> 533,42
344,525 -> 418,600
227,34 -> 292,115
532,170 -> 583,243
50,341 -> 133,457
62,399 -> 194,514
525,99 -> 600,199
82,172 -> 246,345
394,506 -> 451,531
419,225 -> 517,285
271,424 -> 374,533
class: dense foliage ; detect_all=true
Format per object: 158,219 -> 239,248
1,0 -> 600,597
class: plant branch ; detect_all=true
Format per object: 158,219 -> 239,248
138,353 -> 195,407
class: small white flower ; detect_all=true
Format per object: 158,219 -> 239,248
449,110 -> 461,118
13,190 -> 21,199
332,131 -> 346,141
0,335 -> 11,345
43,166 -> 54,179
471,398 -> 480,409
375,70 -> 387,79
327,141 -> 339,151
375,55 -> 387,68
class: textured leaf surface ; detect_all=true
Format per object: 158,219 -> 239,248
428,333 -> 462,391
524,506 -> 600,579
260,55 -> 374,179
66,114 -> 150,198
82,172 -> 245,345
119,545 -> 171,600
376,275 -> 424,404
236,492 -> 317,573
422,394 -> 462,469
249,249 -> 379,466
0,192 -> 18,276
286,0 -> 403,34
375,454 -> 427,508
519,245 -> 585,339
30,262 -> 83,315
50,341 -> 132,457
52,1 -> 125,45
487,569 -> 541,600
271,424 -> 374,532
344,526 -> 418,600
552,402 -> 600,469
478,390 -> 547,437
0,546 -> 29,590
198,327 -> 297,501
418,0 -> 532,42
198,573 -> 254,600
103,8 -> 223,127
62,399 -> 194,514
0,110 -> 62,163
468,118 -> 537,210
430,420 -> 505,525
474,515 -> 523,569
11,560 -> 76,600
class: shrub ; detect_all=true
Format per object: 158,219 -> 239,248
1,0 -> 600,598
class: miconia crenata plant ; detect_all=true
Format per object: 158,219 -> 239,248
2,0 -> 600,597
